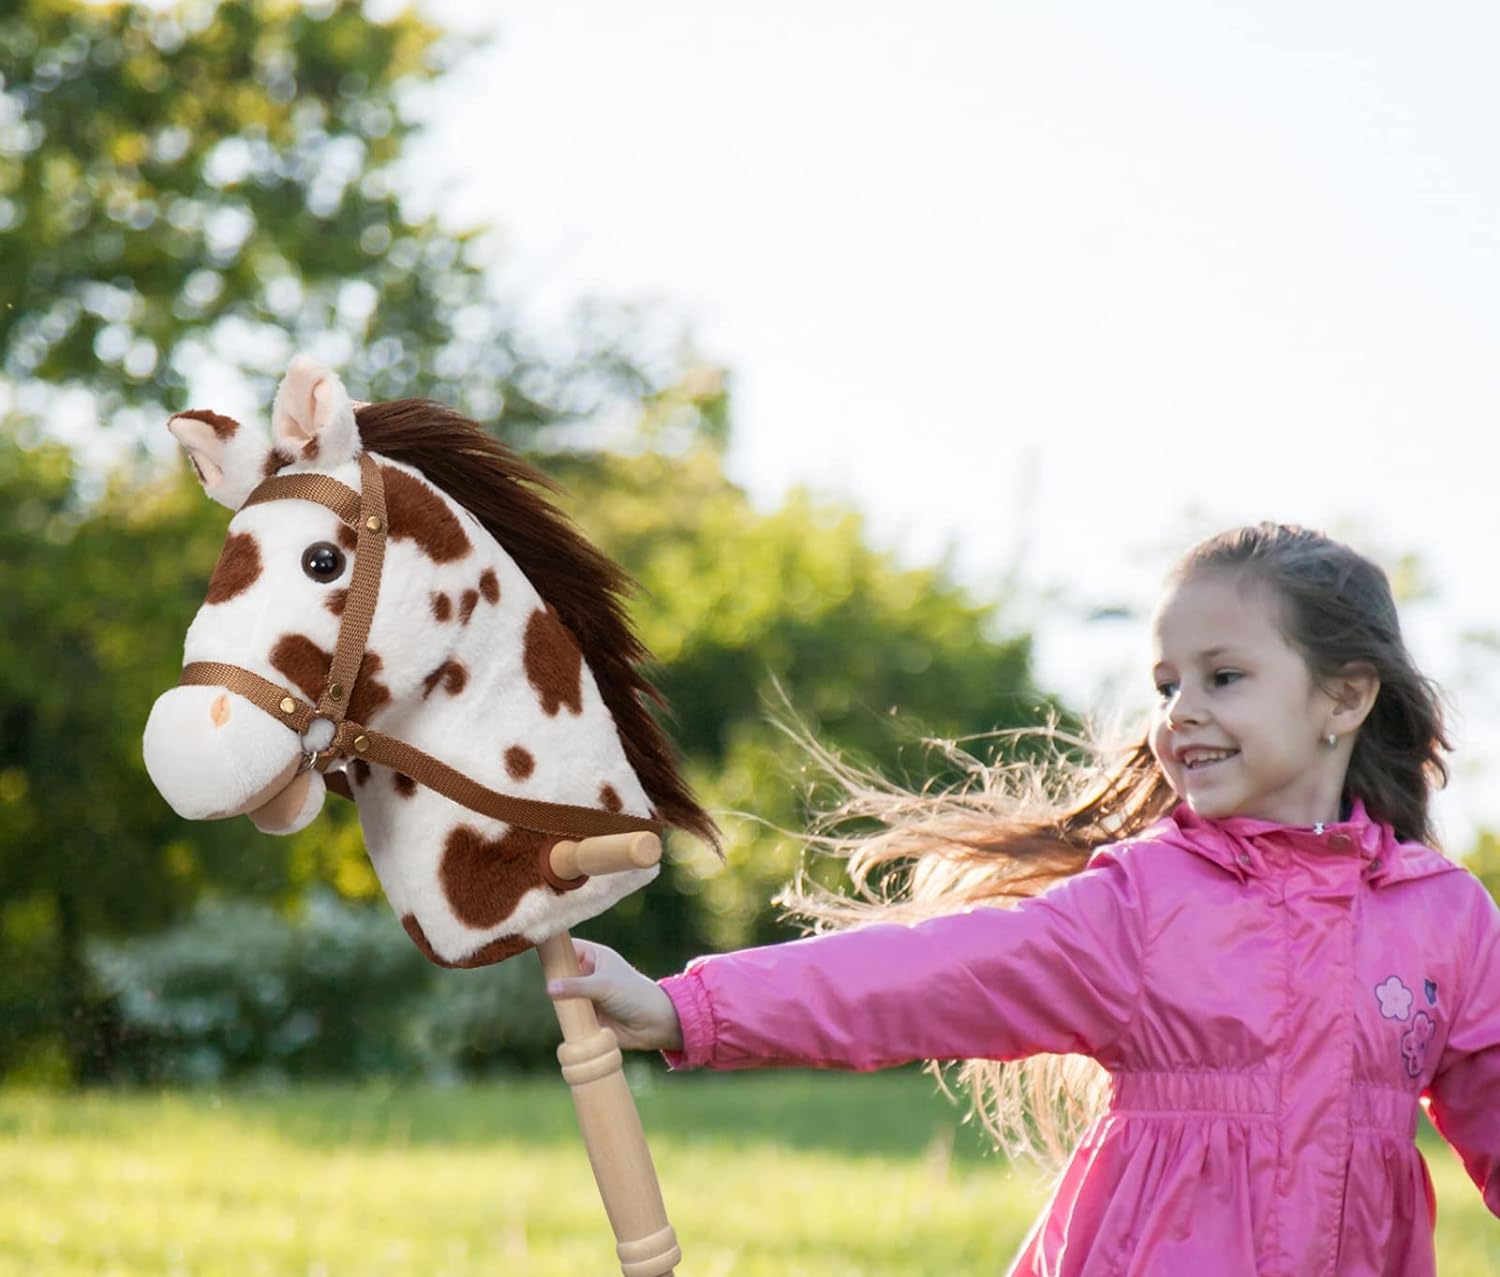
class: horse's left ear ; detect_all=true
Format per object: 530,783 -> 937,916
271,355 -> 362,467
168,410 -> 271,510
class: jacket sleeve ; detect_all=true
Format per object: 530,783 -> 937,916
1425,878 -> 1500,1216
659,847 -> 1147,1072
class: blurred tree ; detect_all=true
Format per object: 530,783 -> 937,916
0,437 -> 298,1080
550,390 -> 1064,966
0,0 -> 663,438
1463,830 -> 1500,906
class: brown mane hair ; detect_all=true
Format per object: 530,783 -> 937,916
355,398 -> 720,849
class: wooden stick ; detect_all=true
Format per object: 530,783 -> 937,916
549,831 -> 661,882
538,929 -> 680,1277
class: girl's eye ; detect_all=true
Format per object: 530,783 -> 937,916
1155,680 -> 1178,700
1212,670 -> 1243,688
301,542 -> 346,583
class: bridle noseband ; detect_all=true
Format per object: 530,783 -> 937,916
179,452 -> 664,851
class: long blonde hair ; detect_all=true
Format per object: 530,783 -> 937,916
777,523 -> 1450,1170
778,725 -> 1173,1170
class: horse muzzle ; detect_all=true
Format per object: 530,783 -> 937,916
142,683 -> 318,827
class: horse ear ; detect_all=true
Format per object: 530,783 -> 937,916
167,410 -> 270,510
271,355 -> 361,467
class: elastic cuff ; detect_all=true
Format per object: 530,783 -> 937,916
659,969 -> 714,1070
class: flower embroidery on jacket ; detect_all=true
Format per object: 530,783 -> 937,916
1374,975 -> 1413,1021
1401,1011 -> 1436,1078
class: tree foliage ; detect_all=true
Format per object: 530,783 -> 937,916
0,0 -> 659,437
550,428 -> 1063,963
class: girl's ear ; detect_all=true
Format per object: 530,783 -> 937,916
271,355 -> 361,468
1328,662 -> 1380,737
167,410 -> 272,510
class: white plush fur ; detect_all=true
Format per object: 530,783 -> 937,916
143,684 -> 304,820
149,357 -> 662,966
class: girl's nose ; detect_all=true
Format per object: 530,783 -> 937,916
1165,691 -> 1205,729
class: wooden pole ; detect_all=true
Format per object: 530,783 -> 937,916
538,931 -> 680,1277
537,830 -> 678,1277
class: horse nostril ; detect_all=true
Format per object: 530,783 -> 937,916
210,694 -> 231,727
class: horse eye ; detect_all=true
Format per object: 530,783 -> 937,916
301,542 -> 346,583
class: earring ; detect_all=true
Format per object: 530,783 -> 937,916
1325,733 -> 1338,748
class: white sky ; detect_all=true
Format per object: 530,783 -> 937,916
406,1 -> 1500,844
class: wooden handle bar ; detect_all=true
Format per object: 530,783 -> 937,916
550,832 -> 662,882
538,930 -> 679,1277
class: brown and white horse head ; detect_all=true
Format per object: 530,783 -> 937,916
145,356 -> 719,967
147,360 -> 365,830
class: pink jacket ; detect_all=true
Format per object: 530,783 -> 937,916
659,803 -> 1500,1276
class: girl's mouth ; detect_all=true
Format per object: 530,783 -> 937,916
1180,748 -> 1239,772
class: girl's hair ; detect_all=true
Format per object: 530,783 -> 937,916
780,522 -> 1450,1170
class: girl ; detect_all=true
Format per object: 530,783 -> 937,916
548,523 -> 1500,1276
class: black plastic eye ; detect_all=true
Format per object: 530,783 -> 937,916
301,542 -> 346,583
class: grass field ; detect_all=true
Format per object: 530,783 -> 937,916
1,1069 -> 1495,1275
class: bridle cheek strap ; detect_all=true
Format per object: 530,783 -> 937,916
179,455 -> 663,844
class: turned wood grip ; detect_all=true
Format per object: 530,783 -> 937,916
550,832 -> 662,882
538,931 -> 679,1277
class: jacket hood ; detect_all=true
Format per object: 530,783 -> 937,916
1127,798 -> 1460,889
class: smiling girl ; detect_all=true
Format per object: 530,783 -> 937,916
549,523 -> 1500,1276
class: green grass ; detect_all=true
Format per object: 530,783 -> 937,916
0,1070 -> 1494,1275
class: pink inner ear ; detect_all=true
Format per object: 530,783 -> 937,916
312,378 -> 340,433
275,356 -> 330,444
168,416 -> 226,488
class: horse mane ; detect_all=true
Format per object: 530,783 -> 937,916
355,399 -> 721,850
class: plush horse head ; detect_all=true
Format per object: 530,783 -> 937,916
144,356 -> 718,967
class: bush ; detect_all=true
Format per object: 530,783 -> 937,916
87,892 -> 566,1083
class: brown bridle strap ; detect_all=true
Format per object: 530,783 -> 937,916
241,472 -> 362,525
178,451 -> 664,842
317,453 -> 386,726
178,662 -> 662,839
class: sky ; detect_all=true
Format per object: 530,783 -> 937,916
402,1 -> 1500,843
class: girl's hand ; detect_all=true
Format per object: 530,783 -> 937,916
545,939 -> 685,1053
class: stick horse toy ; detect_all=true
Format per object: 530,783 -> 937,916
142,356 -> 719,1277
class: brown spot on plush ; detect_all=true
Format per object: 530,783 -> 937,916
431,592 -> 452,623
382,464 -> 471,563
524,607 -> 584,716
263,447 -> 294,477
392,772 -> 417,798
348,650 -> 392,725
301,436 -> 320,461
209,694 -> 231,728
336,522 -> 358,553
270,635 -> 391,725
351,759 -> 371,786
599,784 -> 622,812
440,824 -> 552,930
205,532 -> 261,604
177,408 -> 240,440
401,914 -> 530,969
270,634 -> 327,704
504,746 -> 535,781
421,659 -> 468,700
478,568 -> 499,605
325,588 -> 348,617
460,589 -> 479,624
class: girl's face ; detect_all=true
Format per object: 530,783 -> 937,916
1148,572 -> 1349,827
